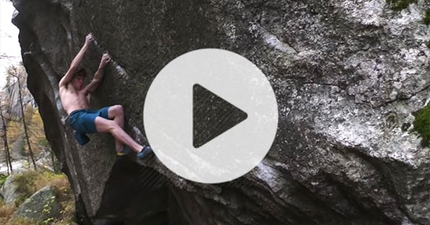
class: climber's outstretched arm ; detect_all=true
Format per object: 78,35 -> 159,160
59,33 -> 94,87
83,53 -> 111,93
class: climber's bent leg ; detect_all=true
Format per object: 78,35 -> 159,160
94,116 -> 143,153
105,105 -> 125,153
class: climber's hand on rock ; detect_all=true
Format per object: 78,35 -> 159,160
85,33 -> 94,46
99,53 -> 111,68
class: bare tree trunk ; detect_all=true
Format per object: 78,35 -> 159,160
1,110 -> 13,174
17,78 -> 36,170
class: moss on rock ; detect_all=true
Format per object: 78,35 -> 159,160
413,103 -> 430,147
386,0 -> 417,11
424,9 -> 430,25
0,174 -> 8,187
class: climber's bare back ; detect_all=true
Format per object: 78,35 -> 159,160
59,84 -> 90,115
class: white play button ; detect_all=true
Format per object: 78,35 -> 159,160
144,49 -> 278,184
193,83 -> 248,148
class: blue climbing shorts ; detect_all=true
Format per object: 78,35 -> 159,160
68,107 -> 110,134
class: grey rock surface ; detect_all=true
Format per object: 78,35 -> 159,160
1,174 -> 23,206
10,0 -> 430,224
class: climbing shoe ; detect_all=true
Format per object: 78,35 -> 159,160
74,131 -> 90,145
138,146 -> 153,160
117,146 -> 133,156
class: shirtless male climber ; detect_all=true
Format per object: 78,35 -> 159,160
59,33 -> 152,159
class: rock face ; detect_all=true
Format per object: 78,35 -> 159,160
10,0 -> 430,224
1,175 -> 23,206
12,186 -> 60,223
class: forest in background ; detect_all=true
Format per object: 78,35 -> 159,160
0,64 -> 75,225
0,64 -> 53,173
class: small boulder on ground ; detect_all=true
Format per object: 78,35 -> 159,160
0,175 -> 22,205
11,186 -> 60,223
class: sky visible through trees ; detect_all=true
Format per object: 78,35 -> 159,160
0,0 -> 21,88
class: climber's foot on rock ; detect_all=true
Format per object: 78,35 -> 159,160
138,145 -> 153,160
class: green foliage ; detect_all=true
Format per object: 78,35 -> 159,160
426,41 -> 430,49
13,172 -> 36,207
386,0 -> 416,11
413,103 -> 430,147
6,170 -> 75,224
424,9 -> 430,25
38,138 -> 49,148
14,194 -> 28,207
0,174 -> 9,187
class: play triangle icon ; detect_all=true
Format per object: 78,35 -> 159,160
193,84 -> 248,148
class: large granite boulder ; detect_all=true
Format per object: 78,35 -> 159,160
9,0 -> 430,224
